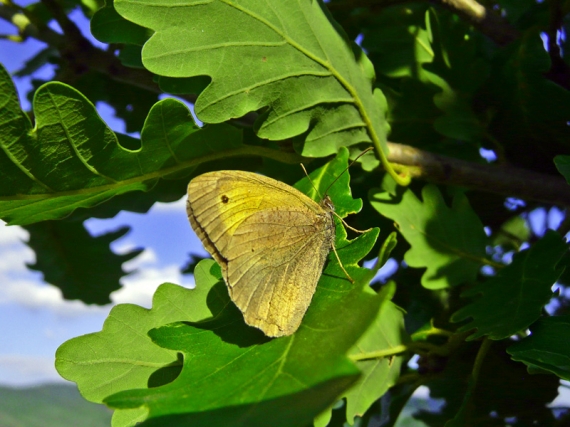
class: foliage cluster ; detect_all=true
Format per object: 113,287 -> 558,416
1,0 -> 570,426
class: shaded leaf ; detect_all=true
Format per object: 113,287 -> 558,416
344,296 -> 407,423
422,9 -> 488,143
488,31 -> 570,174
314,283 -> 407,427
418,340 -> 559,426
114,0 -> 389,161
0,62 -> 247,225
24,219 -> 141,304
91,1 -> 151,46
180,252 -> 207,275
451,231 -> 567,340
369,185 -> 487,289
508,315 -> 570,380
492,215 -> 530,251
554,155 -> 570,185
71,70 -> 158,133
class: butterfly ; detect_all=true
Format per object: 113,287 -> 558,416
186,170 -> 341,337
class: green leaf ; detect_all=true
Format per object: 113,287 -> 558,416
422,9 -> 488,143
344,297 -> 407,424
69,69 -> 159,133
498,0 -> 545,25
0,62 -> 251,225
369,185 -> 487,289
114,0 -> 389,161
492,215 -> 531,251
488,31 -> 570,171
507,315 -> 570,380
24,219 -> 142,304
451,231 -> 568,340
419,340 -> 559,426
180,252 -> 207,275
554,155 -> 570,185
361,4 -> 432,80
104,227 -> 381,427
91,1 -> 151,45
314,287 -> 407,427
57,151 -> 382,426
56,263 -> 228,427
295,146 -> 362,219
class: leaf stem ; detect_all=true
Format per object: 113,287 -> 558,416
451,338 -> 493,423
350,344 -> 408,361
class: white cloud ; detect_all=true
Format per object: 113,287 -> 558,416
113,260 -> 194,308
122,247 -> 157,269
0,277 -> 109,316
0,242 -> 34,274
0,354 -> 66,387
550,381 -> 570,406
150,196 -> 186,213
0,222 -> 29,246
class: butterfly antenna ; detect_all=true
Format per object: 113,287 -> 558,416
331,244 -> 355,283
332,211 -> 373,234
322,147 -> 375,197
300,163 -> 323,200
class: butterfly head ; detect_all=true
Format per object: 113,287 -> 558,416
321,195 -> 335,213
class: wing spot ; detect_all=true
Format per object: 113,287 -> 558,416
221,195 -> 229,203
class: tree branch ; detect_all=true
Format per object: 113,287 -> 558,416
387,142 -> 570,207
327,0 -> 519,46
431,0 -> 519,46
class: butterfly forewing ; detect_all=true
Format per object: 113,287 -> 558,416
186,171 -> 335,337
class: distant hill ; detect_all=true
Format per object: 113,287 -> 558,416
0,382 -> 435,426
0,383 -> 112,427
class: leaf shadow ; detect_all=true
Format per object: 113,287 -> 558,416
183,282 -> 271,348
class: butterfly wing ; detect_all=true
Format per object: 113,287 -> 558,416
187,171 -> 335,337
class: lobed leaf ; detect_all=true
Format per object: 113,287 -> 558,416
24,220 -> 142,304
451,231 -> 568,340
341,293 -> 407,425
114,0 -> 389,162
554,155 -> 570,185
56,263 -> 228,427
294,146 -> 362,219
369,185 -> 487,289
104,225 -> 380,427
507,315 -> 570,381
0,62 -> 246,225
488,31 -> 570,171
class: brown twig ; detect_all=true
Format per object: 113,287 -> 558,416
431,0 -> 519,46
386,142 -> 570,207
328,0 -> 519,46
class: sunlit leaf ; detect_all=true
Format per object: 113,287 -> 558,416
370,185 -> 487,289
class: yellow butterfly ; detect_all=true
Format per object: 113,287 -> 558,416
186,170 -> 341,337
